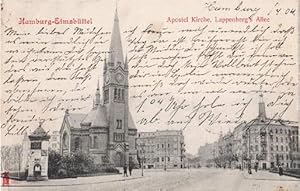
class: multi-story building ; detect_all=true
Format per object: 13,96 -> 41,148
136,130 -> 186,169
197,142 -> 218,167
198,92 -> 299,170
49,131 -> 60,152
242,93 -> 299,169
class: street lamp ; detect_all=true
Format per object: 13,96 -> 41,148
164,141 -> 167,171
137,143 -> 145,176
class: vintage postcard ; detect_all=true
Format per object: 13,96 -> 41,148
1,0 -> 299,190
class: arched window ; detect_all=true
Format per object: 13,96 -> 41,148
114,88 -> 117,99
93,136 -> 99,149
63,132 -> 69,148
74,137 -> 81,151
118,89 -> 121,99
121,89 -> 124,100
89,136 -> 92,148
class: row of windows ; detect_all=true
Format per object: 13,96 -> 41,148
157,157 -> 171,162
157,143 -> 179,149
114,88 -> 125,101
270,128 -> 298,135
270,145 -> 289,152
270,136 -> 299,143
114,133 -> 124,142
103,88 -> 125,102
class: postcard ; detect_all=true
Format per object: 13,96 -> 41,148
1,0 -> 299,190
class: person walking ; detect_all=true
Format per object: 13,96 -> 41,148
123,165 -> 128,177
254,162 -> 258,172
278,164 -> 283,176
129,164 -> 133,176
248,161 -> 252,174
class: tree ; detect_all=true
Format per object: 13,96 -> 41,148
48,151 -> 62,177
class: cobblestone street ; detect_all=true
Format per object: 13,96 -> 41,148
2,168 -> 299,191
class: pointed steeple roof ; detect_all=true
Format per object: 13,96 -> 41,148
108,8 -> 124,65
258,86 -> 266,121
94,79 -> 101,107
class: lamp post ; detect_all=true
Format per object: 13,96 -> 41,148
164,141 -> 167,171
137,142 -> 145,176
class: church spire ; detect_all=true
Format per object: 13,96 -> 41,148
108,7 -> 124,65
258,86 -> 266,121
94,77 -> 101,107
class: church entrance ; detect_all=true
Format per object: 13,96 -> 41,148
113,152 -> 125,167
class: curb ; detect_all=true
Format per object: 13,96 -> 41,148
3,176 -> 144,188
242,172 -> 299,181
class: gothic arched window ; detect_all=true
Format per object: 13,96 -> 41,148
114,88 -> 117,99
62,132 -> 69,148
74,137 -> 81,151
93,136 -> 99,149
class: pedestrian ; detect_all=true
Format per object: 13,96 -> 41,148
278,164 -> 283,176
254,162 -> 258,172
248,162 -> 252,174
123,165 -> 128,177
129,164 -> 133,176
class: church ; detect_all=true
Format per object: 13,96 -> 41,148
59,9 -> 138,167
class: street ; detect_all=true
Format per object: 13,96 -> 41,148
2,168 -> 299,191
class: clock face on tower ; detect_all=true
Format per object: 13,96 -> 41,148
115,73 -> 124,83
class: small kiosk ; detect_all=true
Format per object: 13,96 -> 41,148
27,123 -> 50,181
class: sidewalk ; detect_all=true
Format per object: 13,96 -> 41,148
238,170 -> 300,191
242,170 -> 299,181
3,171 -> 144,187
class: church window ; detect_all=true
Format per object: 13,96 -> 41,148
93,136 -> 99,149
63,132 -> 69,148
114,88 -> 118,99
116,119 -> 122,129
89,137 -> 92,148
75,137 -> 81,151
121,89 -> 124,100
104,90 -> 109,102
118,89 -> 121,100
113,133 -> 124,142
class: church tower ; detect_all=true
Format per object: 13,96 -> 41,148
103,8 -> 131,166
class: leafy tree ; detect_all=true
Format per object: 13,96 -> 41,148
48,151 -> 62,177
